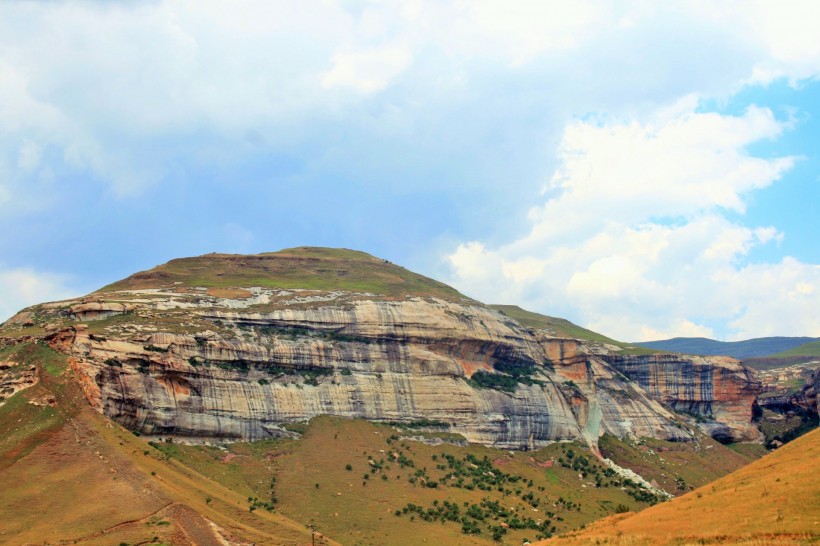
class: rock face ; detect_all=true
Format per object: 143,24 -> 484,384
539,337 -> 693,444
64,299 -> 585,448
757,364 -> 820,421
601,354 -> 762,442
1,249 -> 763,447
0,360 -> 37,406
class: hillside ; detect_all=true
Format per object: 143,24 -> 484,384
100,246 -> 468,302
0,341 -> 325,545
490,305 -> 657,355
633,336 -> 819,359
539,427 -> 820,545
770,339 -> 820,358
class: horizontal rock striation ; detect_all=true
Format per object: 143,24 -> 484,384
66,299 -> 585,448
2,250 -> 764,447
601,353 -> 762,442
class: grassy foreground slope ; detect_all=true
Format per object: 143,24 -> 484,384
147,416 -> 766,546
539,427 -> 820,546
0,342 -> 326,546
101,246 -> 467,301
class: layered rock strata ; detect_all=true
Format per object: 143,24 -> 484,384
62,299 -> 585,448
601,354 -> 762,442
2,250 -> 763,447
16,288 -> 760,447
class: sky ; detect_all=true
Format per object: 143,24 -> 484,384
1,1 -> 819,342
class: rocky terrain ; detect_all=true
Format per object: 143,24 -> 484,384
1,248 -> 762,448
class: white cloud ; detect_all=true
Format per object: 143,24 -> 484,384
0,267 -> 77,323
446,100 -> 816,341
0,0 -> 817,201
322,45 -> 413,93
725,259 -> 820,339
746,0 -> 820,83
0,0 -> 817,341
451,1 -> 608,63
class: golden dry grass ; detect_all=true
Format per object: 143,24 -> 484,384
538,428 -> 820,546
0,344 -> 329,546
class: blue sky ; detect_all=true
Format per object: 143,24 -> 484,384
1,1 -> 818,341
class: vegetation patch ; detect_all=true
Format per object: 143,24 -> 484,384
251,324 -> 375,344
598,433 -> 761,495
467,362 -> 545,393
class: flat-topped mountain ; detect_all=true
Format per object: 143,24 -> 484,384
101,246 -> 468,301
3,247 -> 761,449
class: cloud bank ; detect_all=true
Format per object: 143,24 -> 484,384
447,100 -> 818,341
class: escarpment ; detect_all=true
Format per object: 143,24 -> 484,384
1,248 -> 763,447
600,353 -> 763,442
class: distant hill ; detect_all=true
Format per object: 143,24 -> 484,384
770,339 -> 820,358
633,336 -> 819,359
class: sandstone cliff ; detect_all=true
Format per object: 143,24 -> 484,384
1,248 -> 762,447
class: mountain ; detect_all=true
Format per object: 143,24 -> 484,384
3,247 -> 761,447
0,247 -> 796,544
538,427 -> 820,545
633,336 -> 820,359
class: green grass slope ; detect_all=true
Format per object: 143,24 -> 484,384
490,305 -> 657,355
770,339 -> 820,358
100,246 -> 468,302
539,427 -> 820,546
741,340 -> 820,370
149,416 -> 763,546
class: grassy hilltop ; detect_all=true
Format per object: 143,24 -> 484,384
101,247 -> 468,302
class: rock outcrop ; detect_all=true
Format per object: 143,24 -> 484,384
600,353 -> 762,442
0,249 -> 763,447
0,360 -> 37,406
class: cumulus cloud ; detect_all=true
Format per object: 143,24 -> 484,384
0,267 -> 77,323
0,1 -> 818,339
0,0 -> 818,200
745,0 -> 820,83
322,45 -> 413,93
446,101 -> 815,341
